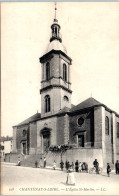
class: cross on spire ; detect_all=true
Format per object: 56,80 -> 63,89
54,2 -> 57,20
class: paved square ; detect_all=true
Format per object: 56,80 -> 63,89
1,163 -> 119,195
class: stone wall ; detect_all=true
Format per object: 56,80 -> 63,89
29,122 -> 37,154
12,127 -> 17,153
69,110 -> 94,147
94,107 -> 103,148
36,117 -> 57,154
57,116 -> 65,145
16,124 -> 29,154
115,115 -> 119,161
105,110 -> 113,164
5,153 -> 24,163
45,148 -> 103,169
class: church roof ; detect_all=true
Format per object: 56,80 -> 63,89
16,113 -> 41,127
47,40 -> 67,54
70,97 -> 102,112
56,107 -> 71,114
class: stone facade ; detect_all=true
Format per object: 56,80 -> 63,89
40,52 -> 72,118
16,124 -> 29,154
69,109 -> 94,148
10,10 -> 119,169
11,103 -> 119,169
116,116 -> 119,160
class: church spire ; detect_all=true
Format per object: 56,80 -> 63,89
50,2 -> 62,43
54,2 -> 57,22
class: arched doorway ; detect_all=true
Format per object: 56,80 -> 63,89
40,127 -> 51,153
21,140 -> 27,155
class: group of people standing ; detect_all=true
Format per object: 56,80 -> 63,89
93,159 -> 119,177
107,160 -> 119,177
37,157 -> 119,179
60,160 -> 88,172
93,159 -> 100,174
93,159 -> 111,176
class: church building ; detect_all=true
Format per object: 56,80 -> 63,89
10,6 -> 119,169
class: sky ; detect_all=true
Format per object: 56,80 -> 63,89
1,2 -> 119,137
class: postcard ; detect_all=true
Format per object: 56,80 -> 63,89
1,2 -> 119,195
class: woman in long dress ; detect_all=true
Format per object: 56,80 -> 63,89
53,160 -> 56,170
66,166 -> 75,185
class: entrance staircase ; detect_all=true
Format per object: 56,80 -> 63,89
20,150 -> 62,168
20,154 -> 42,168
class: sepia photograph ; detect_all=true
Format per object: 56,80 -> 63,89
1,2 -> 119,195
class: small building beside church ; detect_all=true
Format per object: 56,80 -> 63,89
10,8 -> 119,169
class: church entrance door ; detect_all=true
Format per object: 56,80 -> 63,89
78,135 -> 84,147
43,135 -> 50,152
41,127 -> 51,154
22,141 -> 27,155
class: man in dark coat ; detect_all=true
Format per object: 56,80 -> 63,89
60,160 -> 64,171
65,161 -> 68,171
107,163 -> 111,177
67,161 -> 70,170
93,159 -> 98,168
115,160 -> 119,174
75,160 -> 79,172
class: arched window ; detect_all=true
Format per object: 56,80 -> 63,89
63,63 -> 67,82
46,62 -> 50,81
77,117 -> 84,126
64,96 -> 69,102
44,95 -> 50,113
105,116 -> 109,135
23,129 -> 26,136
55,27 -> 57,36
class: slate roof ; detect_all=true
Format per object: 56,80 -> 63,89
16,113 -> 41,126
55,104 -> 75,115
56,107 -> 71,114
70,97 -> 102,112
14,98 -> 119,127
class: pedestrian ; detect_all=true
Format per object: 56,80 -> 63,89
65,161 -> 68,171
39,158 -> 42,168
60,160 -> 64,171
44,157 -> 46,168
71,162 -> 74,171
81,162 -> 85,172
66,166 -> 75,186
79,162 -> 82,172
75,160 -> 79,172
65,161 -> 67,170
53,160 -> 56,170
107,163 -> 111,177
85,162 -> 88,173
93,159 -> 98,168
67,161 -> 70,170
115,160 -> 119,174
35,160 -> 38,168
96,161 -> 99,174
17,157 -> 21,166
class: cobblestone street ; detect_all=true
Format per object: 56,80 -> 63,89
1,163 -> 119,195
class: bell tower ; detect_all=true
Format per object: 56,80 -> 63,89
39,3 -> 72,117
